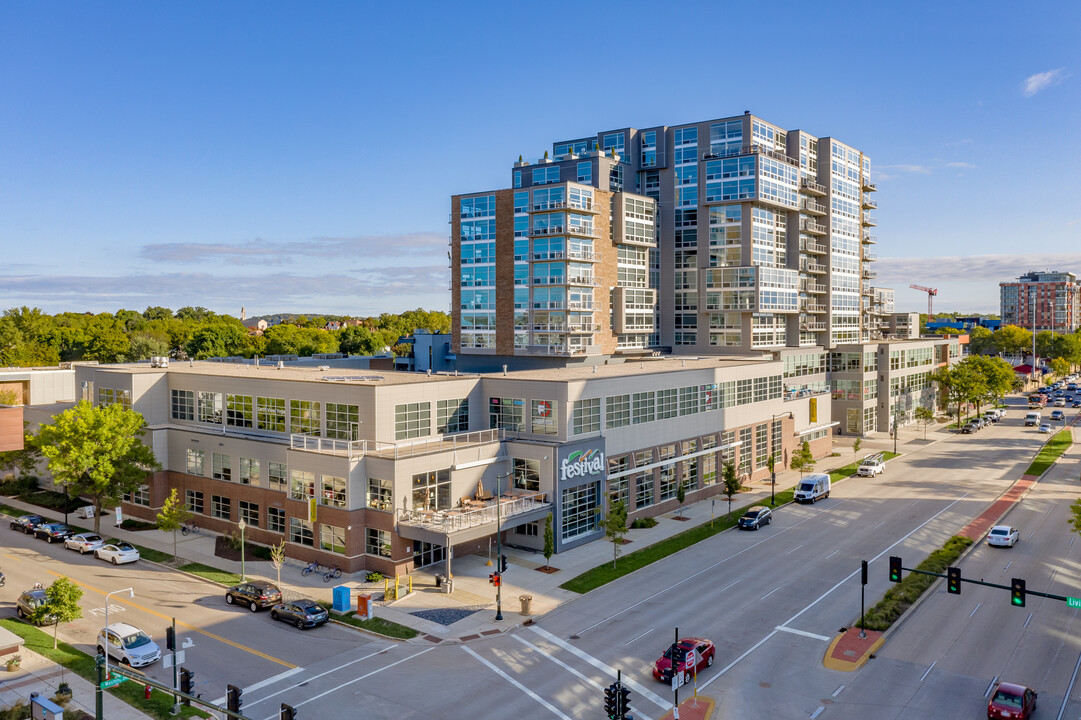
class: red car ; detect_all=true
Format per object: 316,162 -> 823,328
652,637 -> 715,683
987,681 -> 1036,719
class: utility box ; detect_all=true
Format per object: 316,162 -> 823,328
356,594 -> 373,621
331,585 -> 351,613
30,692 -> 63,720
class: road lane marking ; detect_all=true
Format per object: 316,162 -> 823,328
1024,612 -> 1033,628
512,636 -> 654,720
832,684 -> 845,697
873,521 -> 886,530
721,578 -> 741,592
626,627 -> 655,645
258,648 -> 432,720
786,544 -> 804,555
774,626 -> 829,642
1055,649 -> 1081,720
984,676 -> 998,697
1003,561 -> 1012,573
824,549 -> 840,560
527,625 -> 672,711
244,645 -> 392,708
761,587 -> 781,600
463,646 -> 573,720
809,706 -> 824,719
701,629 -> 778,691
211,667 -> 306,705
969,603 -> 981,618
1028,530 -> 1037,539
920,661 -> 936,682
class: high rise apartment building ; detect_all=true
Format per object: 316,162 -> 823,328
1000,270 -> 1081,333
452,112 -> 880,369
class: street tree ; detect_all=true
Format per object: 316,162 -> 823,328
30,576 -> 83,650
1051,357 -> 1071,377
992,325 -> 1032,356
35,401 -> 160,533
270,540 -> 286,590
966,326 -> 995,355
542,513 -> 555,571
914,405 -> 935,439
156,488 -> 193,562
790,441 -> 815,477
722,462 -> 740,516
676,480 -> 687,519
601,500 -> 628,569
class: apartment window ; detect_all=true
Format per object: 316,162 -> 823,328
326,403 -> 360,440
657,389 -> 678,419
97,387 -> 132,410
268,462 -> 287,492
367,477 -> 393,512
267,507 -> 285,534
185,490 -> 203,514
679,386 -> 699,416
238,501 -> 259,527
289,518 -> 314,547
577,161 -> 592,184
212,453 -> 231,482
239,457 -> 260,486
437,399 -> 469,434
488,397 -> 524,432
290,400 -> 322,437
126,484 -> 150,507
225,394 -> 253,428
632,392 -> 655,424
211,495 -> 231,521
561,483 -> 599,540
395,402 -> 431,440
198,391 -> 222,424
513,458 -> 541,492
606,394 -> 631,429
658,445 -> 677,501
571,398 -> 600,435
366,528 -> 391,557
171,390 -> 194,421
186,449 -> 204,477
257,397 -> 286,432
531,400 -> 558,435
290,470 -> 315,501
755,424 -> 769,469
321,475 -> 347,508
320,524 -> 346,554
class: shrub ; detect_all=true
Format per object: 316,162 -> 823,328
120,518 -> 158,531
630,517 -> 657,529
0,475 -> 38,496
366,571 -> 384,583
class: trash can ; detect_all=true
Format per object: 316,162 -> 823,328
443,579 -> 454,594
519,594 -> 532,615
435,574 -> 445,588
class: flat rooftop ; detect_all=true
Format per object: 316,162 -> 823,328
95,361 -> 475,387
492,355 -> 774,382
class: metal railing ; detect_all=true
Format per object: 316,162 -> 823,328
397,491 -> 550,535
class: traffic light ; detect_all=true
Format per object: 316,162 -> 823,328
166,626 -> 176,651
500,554 -> 508,572
617,684 -> 631,719
281,703 -> 298,720
1011,578 -> 1026,607
947,566 -> 961,594
492,573 -> 501,587
889,556 -> 902,583
227,684 -> 243,713
603,682 -> 618,719
179,667 -> 194,706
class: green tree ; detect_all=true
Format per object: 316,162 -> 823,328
156,488 -> 193,562
992,325 -> 1032,357
30,576 -> 83,650
676,480 -> 686,519
790,441 -> 815,477
852,437 -> 862,456
966,326 -> 995,355
722,461 -> 740,516
142,306 -> 174,321
1070,498 -> 1081,538
601,500 -> 628,569
338,326 -> 384,356
914,405 -> 935,440
1051,357 -> 1071,377
270,539 -> 286,590
175,306 -> 215,322
126,331 -> 171,362
185,322 -> 249,359
542,513 -> 555,571
35,401 -> 160,533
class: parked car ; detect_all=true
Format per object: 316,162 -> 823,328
652,637 -> 716,683
961,422 -> 979,434
97,623 -> 161,667
794,474 -> 831,503
33,522 -> 75,543
15,585 -> 55,625
226,581 -> 282,612
95,541 -> 140,565
987,525 -> 1020,548
738,506 -> 772,530
1051,410 -> 1065,421
987,681 -> 1036,719
857,457 -> 885,476
10,515 -> 46,534
1073,400 -> 1080,408
1038,423 -> 1053,434
64,532 -> 105,554
270,599 -> 329,629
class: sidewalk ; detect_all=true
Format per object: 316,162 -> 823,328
1,424 -> 941,647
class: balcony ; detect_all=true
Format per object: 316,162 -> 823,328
862,268 -> 878,279
290,428 -> 504,461
864,252 -> 878,262
566,275 -> 601,286
801,219 -> 827,235
566,225 -> 601,238
805,262 -> 827,274
801,198 -> 827,215
862,213 -> 878,227
800,320 -> 827,331
862,197 -> 877,210
527,343 -> 601,356
862,234 -> 877,245
806,282 -> 827,294
800,177 -> 827,196
862,179 -> 877,192
396,490 -> 552,546
802,241 -> 828,255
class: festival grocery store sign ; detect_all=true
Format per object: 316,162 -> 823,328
559,444 -> 606,482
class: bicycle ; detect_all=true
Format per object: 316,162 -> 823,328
301,561 -> 323,577
180,521 -> 199,536
322,565 -> 342,583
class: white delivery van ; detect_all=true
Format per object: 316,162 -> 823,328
1024,411 -> 1041,427
794,473 -> 831,503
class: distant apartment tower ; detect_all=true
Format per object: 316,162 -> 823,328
1000,270 -> 1081,333
451,112 -> 879,368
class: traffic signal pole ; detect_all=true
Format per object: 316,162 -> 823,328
672,626 -> 680,720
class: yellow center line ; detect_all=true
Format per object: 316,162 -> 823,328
18,562 -> 297,669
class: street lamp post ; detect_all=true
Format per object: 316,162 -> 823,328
494,472 -> 511,622
237,519 -> 247,582
103,587 -> 134,680
769,412 -> 792,506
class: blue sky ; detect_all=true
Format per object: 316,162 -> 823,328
2,1 -> 1078,317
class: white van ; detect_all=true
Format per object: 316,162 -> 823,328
1024,411 -> 1041,427
794,473 -> 831,503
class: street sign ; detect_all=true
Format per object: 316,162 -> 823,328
162,650 -> 185,668
1068,596 -> 1081,608
101,676 -> 127,690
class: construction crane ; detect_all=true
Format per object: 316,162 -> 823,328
910,284 -> 938,317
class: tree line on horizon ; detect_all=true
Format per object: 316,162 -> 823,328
0,305 -> 450,366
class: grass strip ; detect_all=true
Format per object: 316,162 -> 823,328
858,535 -> 973,632
0,618 -> 209,719
329,611 -> 418,639
1025,430 -> 1072,476
828,451 -> 899,483
177,562 -> 242,586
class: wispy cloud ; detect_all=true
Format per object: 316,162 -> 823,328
875,253 -> 1081,285
945,161 -> 976,169
1022,68 -> 1069,97
141,233 -> 447,265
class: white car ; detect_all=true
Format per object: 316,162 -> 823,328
64,532 -> 105,555
987,525 -> 1019,547
1054,398 -> 1066,407
95,541 -> 140,565
1038,423 -> 1053,434
856,458 -> 885,477
97,623 -> 161,667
